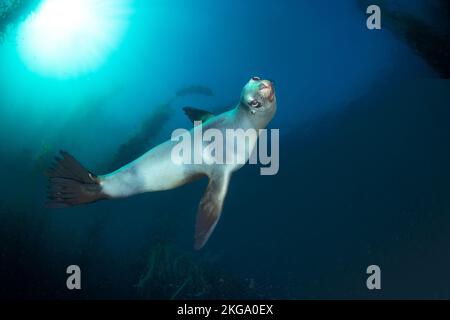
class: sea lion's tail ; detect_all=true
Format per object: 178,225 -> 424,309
46,151 -> 106,208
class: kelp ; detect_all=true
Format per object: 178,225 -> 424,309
108,103 -> 173,170
135,242 -> 205,299
108,84 -> 214,170
135,242 -> 250,299
358,0 -> 450,78
176,85 -> 213,98
0,0 -> 41,40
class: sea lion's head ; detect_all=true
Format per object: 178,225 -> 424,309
240,76 -> 277,118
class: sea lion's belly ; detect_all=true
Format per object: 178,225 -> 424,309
101,140 -> 201,198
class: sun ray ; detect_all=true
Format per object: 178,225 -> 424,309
17,0 -> 132,78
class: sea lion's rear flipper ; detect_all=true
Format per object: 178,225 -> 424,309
46,150 -> 106,208
183,107 -> 215,125
194,173 -> 231,250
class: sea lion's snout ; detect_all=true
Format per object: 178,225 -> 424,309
242,76 -> 277,115
249,77 -> 275,99
259,80 -> 275,102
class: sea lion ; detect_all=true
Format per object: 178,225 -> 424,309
47,76 -> 277,249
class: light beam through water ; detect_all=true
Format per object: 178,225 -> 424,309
17,0 -> 132,78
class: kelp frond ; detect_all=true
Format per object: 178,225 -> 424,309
0,0 -> 41,40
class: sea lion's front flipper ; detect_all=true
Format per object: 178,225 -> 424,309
194,173 -> 231,250
183,107 -> 215,125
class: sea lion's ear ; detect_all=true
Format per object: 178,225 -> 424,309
194,173 -> 231,250
183,107 -> 215,125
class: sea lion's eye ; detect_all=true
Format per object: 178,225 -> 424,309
252,76 -> 261,81
250,100 -> 261,108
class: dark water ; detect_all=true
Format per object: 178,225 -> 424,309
0,0 -> 449,299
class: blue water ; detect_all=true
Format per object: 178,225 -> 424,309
0,0 -> 449,299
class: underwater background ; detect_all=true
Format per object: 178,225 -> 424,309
0,0 -> 449,299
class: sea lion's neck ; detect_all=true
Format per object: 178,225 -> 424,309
232,104 -> 273,130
